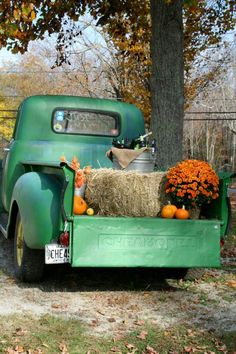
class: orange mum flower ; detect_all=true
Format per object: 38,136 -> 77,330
165,159 -> 219,207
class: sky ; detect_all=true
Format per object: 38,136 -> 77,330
0,14 -> 107,69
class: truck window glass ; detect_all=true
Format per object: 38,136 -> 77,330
52,109 -> 119,136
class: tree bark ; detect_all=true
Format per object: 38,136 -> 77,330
150,0 -> 184,170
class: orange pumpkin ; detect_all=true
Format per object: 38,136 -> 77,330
167,201 -> 177,215
73,194 -> 88,215
161,204 -> 176,219
175,205 -> 189,220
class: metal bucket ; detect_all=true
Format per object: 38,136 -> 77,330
113,151 -> 155,172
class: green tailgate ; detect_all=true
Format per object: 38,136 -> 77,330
71,216 -> 221,268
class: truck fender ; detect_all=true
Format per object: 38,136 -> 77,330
9,172 -> 61,249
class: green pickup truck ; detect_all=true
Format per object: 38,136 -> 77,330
0,95 -> 234,282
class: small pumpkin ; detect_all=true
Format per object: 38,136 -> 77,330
175,205 -> 189,220
73,192 -> 88,215
167,201 -> 177,215
161,204 -> 176,219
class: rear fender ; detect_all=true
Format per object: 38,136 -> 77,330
9,172 -> 61,249
202,172 -> 236,237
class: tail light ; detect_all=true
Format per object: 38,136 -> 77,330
59,231 -> 70,247
220,239 -> 225,248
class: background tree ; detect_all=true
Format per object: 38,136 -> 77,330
0,29 -> 116,141
0,97 -> 15,141
184,38 -> 236,170
0,0 -> 235,169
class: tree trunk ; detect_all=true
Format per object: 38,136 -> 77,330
150,0 -> 184,170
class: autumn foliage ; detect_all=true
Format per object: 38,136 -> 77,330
165,159 -> 219,207
0,1 -> 235,125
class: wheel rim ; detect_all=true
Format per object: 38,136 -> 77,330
16,219 -> 24,267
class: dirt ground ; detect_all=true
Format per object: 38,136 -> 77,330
0,233 -> 235,340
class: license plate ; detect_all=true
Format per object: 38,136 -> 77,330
45,244 -> 70,264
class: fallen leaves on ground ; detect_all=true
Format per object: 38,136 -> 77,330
59,342 -> 69,354
134,319 -> 145,326
6,346 -> 24,354
5,347 -> 44,354
136,330 -> 148,340
146,345 -> 159,354
184,346 -> 193,353
125,342 -> 136,350
186,329 -> 196,338
51,303 -> 61,309
13,328 -> 28,337
107,317 -> 116,323
213,339 -> 228,353
96,309 -> 105,316
225,280 -> 236,288
89,318 -> 99,327
125,342 -> 138,353
110,346 -> 122,353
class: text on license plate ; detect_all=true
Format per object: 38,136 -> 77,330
45,244 -> 70,264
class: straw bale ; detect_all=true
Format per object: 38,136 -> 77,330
85,168 -> 168,217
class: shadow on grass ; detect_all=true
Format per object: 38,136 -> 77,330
0,232 -> 176,292
39,265 -> 176,292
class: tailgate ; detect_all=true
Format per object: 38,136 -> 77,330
71,216 -> 221,268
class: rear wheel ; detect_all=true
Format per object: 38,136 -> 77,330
170,268 -> 205,281
182,268 -> 205,281
14,212 -> 45,282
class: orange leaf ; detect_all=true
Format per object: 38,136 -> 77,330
134,319 -> 145,326
136,330 -> 148,340
110,347 -> 122,353
125,342 -> 136,350
14,328 -> 27,336
225,280 -> 236,288
59,342 -> 69,354
31,10 -> 36,20
146,346 -> 159,354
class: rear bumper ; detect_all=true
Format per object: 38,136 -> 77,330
71,216 -> 221,268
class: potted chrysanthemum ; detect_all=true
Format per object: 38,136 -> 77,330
165,159 -> 219,218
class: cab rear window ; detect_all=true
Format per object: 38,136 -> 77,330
52,109 -> 119,136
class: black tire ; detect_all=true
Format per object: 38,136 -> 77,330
182,268 -> 205,281
170,268 -> 205,281
14,212 -> 45,282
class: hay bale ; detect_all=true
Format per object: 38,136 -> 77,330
85,168 -> 168,217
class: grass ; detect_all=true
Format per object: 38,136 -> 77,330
0,315 -> 235,354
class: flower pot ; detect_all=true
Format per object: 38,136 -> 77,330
189,207 -> 200,219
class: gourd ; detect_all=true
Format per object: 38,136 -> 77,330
73,190 -> 88,215
161,204 -> 175,219
175,205 -> 189,220
86,208 -> 94,216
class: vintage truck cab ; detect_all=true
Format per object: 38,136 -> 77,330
0,95 -> 234,282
